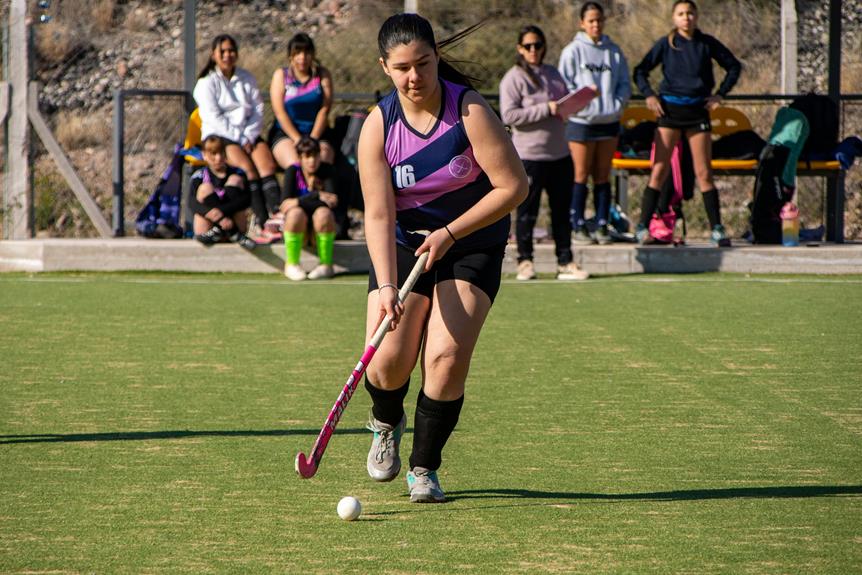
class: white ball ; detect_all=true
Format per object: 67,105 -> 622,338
337,496 -> 362,521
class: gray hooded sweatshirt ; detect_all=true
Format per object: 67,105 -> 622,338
558,32 -> 631,125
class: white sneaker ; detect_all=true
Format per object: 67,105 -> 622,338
556,262 -> 589,281
516,260 -> 536,281
407,467 -> 446,503
284,264 -> 307,281
366,413 -> 407,482
307,264 -> 335,280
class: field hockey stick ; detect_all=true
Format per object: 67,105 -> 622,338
295,251 -> 429,479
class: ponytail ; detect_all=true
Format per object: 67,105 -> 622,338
377,13 -> 484,90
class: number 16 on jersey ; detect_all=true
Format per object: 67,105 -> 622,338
395,164 -> 415,189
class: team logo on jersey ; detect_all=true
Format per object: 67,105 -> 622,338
449,155 -> 473,178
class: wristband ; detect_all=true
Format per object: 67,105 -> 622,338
444,225 -> 457,242
378,283 -> 398,292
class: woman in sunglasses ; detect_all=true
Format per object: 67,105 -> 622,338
500,25 -> 588,281
559,2 -> 631,245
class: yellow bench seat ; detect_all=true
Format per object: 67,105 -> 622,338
611,158 -> 841,171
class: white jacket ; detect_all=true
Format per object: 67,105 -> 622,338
193,67 -> 264,146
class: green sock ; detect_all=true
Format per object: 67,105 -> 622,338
284,231 -> 303,266
316,232 -> 335,266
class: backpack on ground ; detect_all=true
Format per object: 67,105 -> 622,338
135,145 -> 184,239
749,107 -> 809,244
789,93 -> 839,160
648,138 -> 694,244
750,144 -> 794,244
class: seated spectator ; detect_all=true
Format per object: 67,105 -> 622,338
189,135 -> 256,249
279,137 -> 338,281
193,34 -> 282,241
269,33 -> 335,169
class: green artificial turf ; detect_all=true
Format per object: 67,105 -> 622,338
1,273 -> 860,574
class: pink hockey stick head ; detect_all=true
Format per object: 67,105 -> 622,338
295,452 -> 318,479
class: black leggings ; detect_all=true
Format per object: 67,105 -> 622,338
517,157 -> 574,265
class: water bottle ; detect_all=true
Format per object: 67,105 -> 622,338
780,202 -> 800,247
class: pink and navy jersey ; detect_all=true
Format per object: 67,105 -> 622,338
380,79 -> 509,250
279,67 -> 324,136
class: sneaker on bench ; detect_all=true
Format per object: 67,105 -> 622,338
228,230 -> 257,250
710,224 -> 732,247
195,226 -> 223,246
307,264 -> 335,280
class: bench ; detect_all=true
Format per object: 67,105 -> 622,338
611,106 -> 847,242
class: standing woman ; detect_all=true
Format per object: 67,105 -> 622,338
269,33 -> 335,168
632,0 -> 741,246
558,1 -> 631,246
194,34 -> 281,237
500,25 -> 588,281
358,13 -> 527,503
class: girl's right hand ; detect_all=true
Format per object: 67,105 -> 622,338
646,95 -> 664,117
377,284 -> 404,331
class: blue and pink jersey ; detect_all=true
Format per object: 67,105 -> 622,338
380,79 -> 509,251
279,67 -> 324,136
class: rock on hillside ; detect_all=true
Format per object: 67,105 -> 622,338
34,0 -> 357,113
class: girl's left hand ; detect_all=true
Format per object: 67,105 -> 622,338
415,227 -> 455,271
705,95 -> 722,111
319,191 -> 338,208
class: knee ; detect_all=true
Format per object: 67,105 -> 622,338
366,364 -> 409,391
425,346 -> 463,376
284,207 -> 307,231
312,207 -> 334,226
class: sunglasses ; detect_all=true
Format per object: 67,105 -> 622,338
520,42 -> 545,51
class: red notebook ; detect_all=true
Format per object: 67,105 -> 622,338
556,86 -> 598,118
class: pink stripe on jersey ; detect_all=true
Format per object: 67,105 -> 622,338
393,148 -> 480,211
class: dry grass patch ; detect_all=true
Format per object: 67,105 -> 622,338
55,110 -> 110,151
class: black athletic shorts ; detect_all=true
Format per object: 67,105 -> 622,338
297,192 -> 330,218
367,242 -> 506,303
566,121 -> 620,142
267,124 -> 334,150
187,185 -> 250,218
657,100 -> 712,133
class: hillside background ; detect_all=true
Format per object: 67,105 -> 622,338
1,0 -> 860,239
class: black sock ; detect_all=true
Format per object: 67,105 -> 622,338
640,186 -> 660,226
701,189 -> 721,228
570,182 -> 588,228
657,182 -> 673,214
248,179 -> 267,227
261,175 -> 282,214
365,377 -> 409,427
409,390 -> 464,471
593,182 -> 611,226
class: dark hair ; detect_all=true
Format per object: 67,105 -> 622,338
580,1 -> 604,20
515,25 -> 546,87
377,13 -> 483,89
198,34 -> 238,79
202,134 -> 225,153
669,0 -> 698,50
287,32 -> 321,78
295,136 -> 321,157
